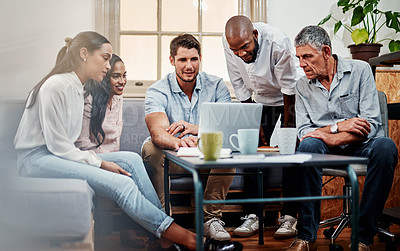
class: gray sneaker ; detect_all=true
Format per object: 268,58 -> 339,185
233,214 -> 259,237
204,217 -> 231,241
274,215 -> 297,239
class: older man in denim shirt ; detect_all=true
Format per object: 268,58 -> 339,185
287,26 -> 398,251
142,34 -> 234,241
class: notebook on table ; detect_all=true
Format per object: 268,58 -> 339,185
198,102 -> 263,151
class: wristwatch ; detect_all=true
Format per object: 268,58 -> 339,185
330,123 -> 338,134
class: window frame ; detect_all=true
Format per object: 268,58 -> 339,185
95,0 -> 267,98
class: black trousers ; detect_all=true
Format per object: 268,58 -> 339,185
242,105 -> 299,217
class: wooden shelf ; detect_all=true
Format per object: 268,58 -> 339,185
369,51 -> 400,67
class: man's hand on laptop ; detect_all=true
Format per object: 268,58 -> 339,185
171,136 -> 198,150
167,120 -> 199,138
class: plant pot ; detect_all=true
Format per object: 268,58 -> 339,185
348,43 -> 383,62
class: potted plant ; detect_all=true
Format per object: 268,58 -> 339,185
319,0 -> 400,62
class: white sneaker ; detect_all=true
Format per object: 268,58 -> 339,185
233,214 -> 259,237
204,217 -> 231,241
274,215 -> 297,239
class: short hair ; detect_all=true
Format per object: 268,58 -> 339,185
294,25 -> 331,52
170,34 -> 201,58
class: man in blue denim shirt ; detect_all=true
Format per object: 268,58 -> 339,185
142,34 -> 235,241
287,26 -> 398,251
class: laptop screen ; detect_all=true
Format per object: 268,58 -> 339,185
198,102 -> 263,150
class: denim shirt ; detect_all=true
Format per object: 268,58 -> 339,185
143,71 -> 231,142
295,55 -> 383,142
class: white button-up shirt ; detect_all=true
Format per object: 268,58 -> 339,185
14,72 -> 102,167
223,22 -> 303,106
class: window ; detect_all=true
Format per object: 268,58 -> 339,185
95,0 -> 267,98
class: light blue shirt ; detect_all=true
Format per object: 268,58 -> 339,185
295,55 -> 383,142
144,71 -> 231,139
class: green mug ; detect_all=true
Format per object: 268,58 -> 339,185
198,132 -> 223,161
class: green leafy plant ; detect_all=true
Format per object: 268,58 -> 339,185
319,0 -> 400,52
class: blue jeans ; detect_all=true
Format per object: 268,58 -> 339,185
295,137 -> 397,244
17,146 -> 174,238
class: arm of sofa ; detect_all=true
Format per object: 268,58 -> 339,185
0,177 -> 94,241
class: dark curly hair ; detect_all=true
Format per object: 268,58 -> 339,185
84,54 -> 124,147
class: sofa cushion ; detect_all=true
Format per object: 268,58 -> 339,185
1,177 -> 94,240
120,99 -> 150,154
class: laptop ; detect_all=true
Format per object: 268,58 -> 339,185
198,102 -> 263,151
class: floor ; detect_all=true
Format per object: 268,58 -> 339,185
95,224 -> 400,250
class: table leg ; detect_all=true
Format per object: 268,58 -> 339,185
191,170 -> 204,250
257,168 -> 264,245
164,158 -> 171,216
347,165 -> 359,251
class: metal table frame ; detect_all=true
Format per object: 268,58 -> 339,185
163,151 -> 368,251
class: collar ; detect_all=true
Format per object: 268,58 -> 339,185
255,28 -> 262,61
335,54 -> 351,80
70,71 -> 84,95
307,54 -> 351,85
170,71 -> 202,93
109,95 -> 122,109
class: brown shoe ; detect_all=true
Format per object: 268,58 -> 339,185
287,238 -> 317,251
348,242 -> 370,251
358,242 -> 370,251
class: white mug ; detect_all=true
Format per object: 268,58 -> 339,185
229,129 -> 259,154
277,128 -> 297,154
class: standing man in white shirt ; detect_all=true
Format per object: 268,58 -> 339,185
223,15 -> 302,239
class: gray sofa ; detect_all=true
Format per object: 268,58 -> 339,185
0,98 -> 282,250
0,100 -> 95,251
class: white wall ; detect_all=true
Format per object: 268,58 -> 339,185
1,0 -> 399,100
0,0 -> 95,100
267,0 -> 400,58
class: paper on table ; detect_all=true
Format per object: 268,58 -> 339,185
233,154 -> 265,159
217,153 -> 312,163
177,147 -> 232,158
177,147 -> 202,157
257,146 -> 279,152
263,154 -> 312,163
269,114 -> 281,147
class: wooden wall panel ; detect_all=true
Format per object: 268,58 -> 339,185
376,70 -> 400,209
320,70 -> 400,220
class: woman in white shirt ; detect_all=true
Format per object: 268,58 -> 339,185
75,54 -> 126,153
14,31 -> 241,251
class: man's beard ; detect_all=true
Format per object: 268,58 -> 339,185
244,38 -> 259,63
176,72 -> 197,83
